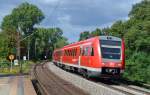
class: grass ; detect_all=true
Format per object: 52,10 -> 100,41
0,60 -> 35,75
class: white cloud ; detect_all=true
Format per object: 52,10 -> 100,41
0,0 -> 142,42
56,14 -> 115,42
37,0 -> 60,4
58,15 -> 71,24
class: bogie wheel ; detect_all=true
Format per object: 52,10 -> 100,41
82,69 -> 90,79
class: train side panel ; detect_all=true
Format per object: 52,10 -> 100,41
53,36 -> 125,78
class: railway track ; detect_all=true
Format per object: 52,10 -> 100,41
85,75 -> 150,95
53,62 -> 150,95
97,81 -> 150,95
33,62 -> 89,95
110,79 -> 150,95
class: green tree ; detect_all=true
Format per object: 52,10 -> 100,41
30,28 -> 68,59
1,2 -> 44,34
129,0 -> 150,21
109,20 -> 127,38
114,0 -> 150,83
79,31 -> 90,41
77,0 -> 150,83
91,28 -> 102,37
1,2 -> 44,60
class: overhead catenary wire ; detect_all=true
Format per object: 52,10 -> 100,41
20,0 -> 62,42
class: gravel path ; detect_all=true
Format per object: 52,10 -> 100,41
47,62 -> 125,95
35,64 -> 89,95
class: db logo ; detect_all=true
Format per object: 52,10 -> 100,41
110,62 -> 114,66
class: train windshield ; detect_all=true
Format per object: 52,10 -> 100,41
100,40 -> 121,60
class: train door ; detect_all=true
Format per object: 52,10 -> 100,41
78,45 -> 82,67
80,46 -> 90,67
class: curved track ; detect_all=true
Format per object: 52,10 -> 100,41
33,62 -> 89,95
53,62 -> 150,95
96,80 -> 150,95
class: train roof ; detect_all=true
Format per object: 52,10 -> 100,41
54,35 -> 122,52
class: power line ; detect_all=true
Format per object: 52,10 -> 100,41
21,0 -> 62,41
44,0 -> 62,27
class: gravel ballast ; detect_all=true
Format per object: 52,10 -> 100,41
47,62 -> 126,95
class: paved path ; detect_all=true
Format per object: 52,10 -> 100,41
0,75 -> 36,95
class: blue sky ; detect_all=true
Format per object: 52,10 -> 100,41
0,0 -> 142,42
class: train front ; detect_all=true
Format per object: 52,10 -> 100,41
99,36 -> 125,78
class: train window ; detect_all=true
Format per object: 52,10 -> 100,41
62,51 -> 64,56
91,47 -> 94,56
72,49 -> 74,57
68,50 -> 70,56
68,50 -> 69,56
69,50 -> 70,56
82,48 -> 84,56
59,51 -> 60,56
66,50 -> 68,56
74,48 -> 76,56
100,40 -> 121,46
70,50 -> 72,56
72,49 -> 74,56
80,48 -> 82,56
64,50 -> 66,56
75,49 -> 77,56
84,47 -> 89,56
75,48 -> 77,56
69,50 -> 71,56
70,49 -> 72,56
74,49 -> 76,56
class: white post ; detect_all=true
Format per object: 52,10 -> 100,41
10,60 -> 12,72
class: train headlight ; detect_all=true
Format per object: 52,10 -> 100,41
118,63 -> 121,67
102,62 -> 105,64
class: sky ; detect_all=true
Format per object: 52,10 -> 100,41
0,0 -> 142,42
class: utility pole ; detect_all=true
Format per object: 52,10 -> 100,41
16,30 -> 20,61
17,25 -> 22,73
27,38 -> 30,60
27,29 -> 30,60
35,40 -> 37,59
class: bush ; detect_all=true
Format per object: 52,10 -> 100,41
123,52 -> 150,83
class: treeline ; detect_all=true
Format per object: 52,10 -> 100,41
0,2 -> 68,63
79,0 -> 150,83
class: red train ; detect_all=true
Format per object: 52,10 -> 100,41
53,36 -> 125,78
